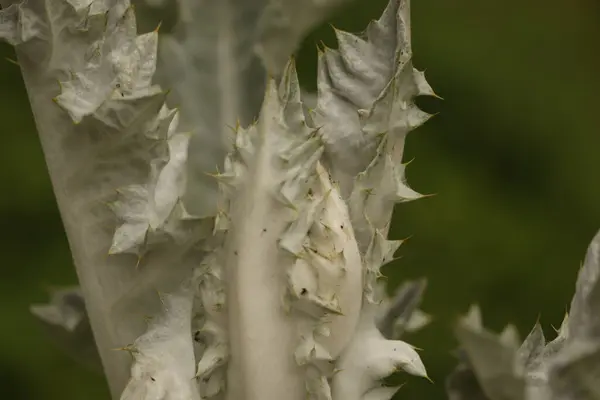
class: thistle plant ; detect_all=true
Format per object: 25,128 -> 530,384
0,0 -> 436,399
447,229 -> 600,400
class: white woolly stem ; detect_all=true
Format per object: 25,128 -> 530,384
16,51 -> 133,398
3,2 -> 200,397
224,80 -> 306,400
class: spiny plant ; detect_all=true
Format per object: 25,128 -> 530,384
446,230 -> 600,400
0,0 -> 436,399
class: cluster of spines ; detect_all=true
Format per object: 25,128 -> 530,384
186,119 -> 257,399
347,45 -> 435,306
281,161 -> 357,400
309,1 -> 436,398
208,60 -> 360,399
2,0 -> 436,399
62,3 -> 236,397
2,1 -> 203,261
275,63 -> 366,400
105,103 -> 200,259
310,0 -> 437,310
62,0 -> 432,398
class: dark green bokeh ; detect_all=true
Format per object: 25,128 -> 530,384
1,0 -> 598,398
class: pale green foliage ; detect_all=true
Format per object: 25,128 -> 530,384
448,230 -> 600,400
152,0 -> 357,219
0,0 -> 434,399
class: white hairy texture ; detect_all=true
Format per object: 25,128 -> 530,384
220,65 -> 363,400
332,301 -> 427,400
120,289 -> 201,400
3,0 -> 435,399
0,1 -> 206,396
315,0 -> 435,200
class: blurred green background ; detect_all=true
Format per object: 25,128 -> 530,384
1,0 -> 598,398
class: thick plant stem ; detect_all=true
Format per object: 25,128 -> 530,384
17,54 -> 133,397
220,69 -> 365,399
5,3 -> 202,397
222,81 -> 307,400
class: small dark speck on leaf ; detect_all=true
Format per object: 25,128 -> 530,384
300,288 -> 308,295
